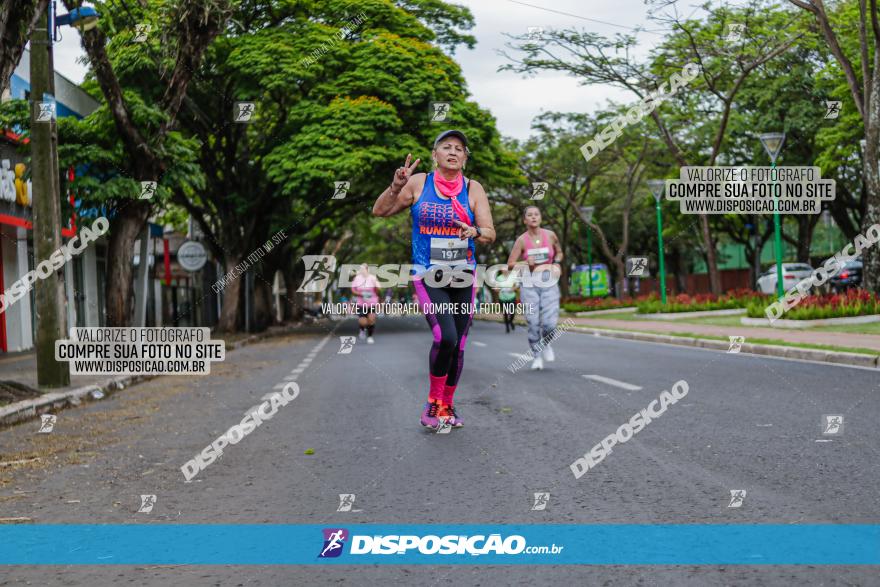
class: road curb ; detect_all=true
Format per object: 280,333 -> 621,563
566,326 -> 879,368
474,315 -> 880,369
0,324 -> 309,429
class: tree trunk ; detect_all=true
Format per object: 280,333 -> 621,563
283,262 -> 304,321
558,264 -> 569,298
252,274 -> 273,331
751,237 -> 762,290
216,254 -> 244,332
750,217 -> 764,289
700,215 -> 721,294
256,251 -> 284,327
667,247 -> 686,295
104,201 -> 150,326
612,257 -> 626,300
862,156 -> 880,293
862,61 -> 880,293
795,215 -> 818,263
0,0 -> 48,98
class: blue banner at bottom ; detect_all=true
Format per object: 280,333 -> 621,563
0,525 -> 877,565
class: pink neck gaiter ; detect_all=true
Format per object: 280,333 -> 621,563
433,172 -> 463,197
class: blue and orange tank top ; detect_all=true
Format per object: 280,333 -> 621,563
410,172 -> 476,274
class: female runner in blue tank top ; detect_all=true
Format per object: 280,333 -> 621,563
372,130 -> 496,429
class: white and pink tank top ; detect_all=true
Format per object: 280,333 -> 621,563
519,229 -> 555,265
351,273 -> 380,305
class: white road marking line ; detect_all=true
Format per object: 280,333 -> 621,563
290,367 -> 305,374
507,352 -> 532,360
273,382 -> 290,389
815,439 -> 834,443
582,374 -> 642,391
472,341 -> 487,347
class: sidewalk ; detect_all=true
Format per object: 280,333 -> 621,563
567,316 -> 880,353
0,321 -> 335,426
0,352 -> 118,396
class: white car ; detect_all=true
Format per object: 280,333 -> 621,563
756,263 -> 815,295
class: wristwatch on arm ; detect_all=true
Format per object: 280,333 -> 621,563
474,226 -> 482,238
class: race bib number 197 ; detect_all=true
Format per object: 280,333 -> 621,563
430,238 -> 467,266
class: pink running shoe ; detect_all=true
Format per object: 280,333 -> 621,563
421,400 -> 442,428
439,404 -> 463,428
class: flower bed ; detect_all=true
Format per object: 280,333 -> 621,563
745,288 -> 880,320
561,295 -> 653,313
637,289 -> 766,314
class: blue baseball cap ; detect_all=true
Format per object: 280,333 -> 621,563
433,129 -> 469,151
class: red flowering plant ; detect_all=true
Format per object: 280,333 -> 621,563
746,288 -> 880,319
638,289 -> 768,314
562,294 -> 656,313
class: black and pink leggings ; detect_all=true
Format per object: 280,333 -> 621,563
413,274 -> 476,386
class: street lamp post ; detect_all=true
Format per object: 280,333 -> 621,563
759,132 -> 786,299
30,3 -> 99,387
647,180 -> 667,305
581,206 -> 595,297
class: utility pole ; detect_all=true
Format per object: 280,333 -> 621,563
581,206 -> 595,297
647,180 -> 668,305
30,6 -> 69,387
760,133 -> 786,299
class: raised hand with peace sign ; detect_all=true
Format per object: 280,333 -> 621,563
391,153 -> 421,194
373,153 -> 423,217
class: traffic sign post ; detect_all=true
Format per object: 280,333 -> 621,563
177,240 -> 208,273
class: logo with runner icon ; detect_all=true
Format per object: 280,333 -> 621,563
436,416 -> 452,434
332,181 -> 350,200
821,414 -> 844,436
35,101 -> 56,123
133,23 -> 151,42
824,100 -> 841,120
138,494 -> 157,513
337,494 -> 360,512
338,336 -> 355,354
139,181 -> 157,200
298,255 -> 337,292
234,101 -> 256,122
727,336 -> 745,353
319,528 -> 349,558
38,414 -> 56,433
530,491 -> 550,511
429,101 -> 450,122
725,23 -> 745,43
531,182 -> 548,200
727,489 -> 746,508
627,257 -> 648,277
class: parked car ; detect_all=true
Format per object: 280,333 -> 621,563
756,263 -> 815,295
829,259 -> 863,292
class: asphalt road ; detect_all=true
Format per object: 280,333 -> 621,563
1,315 -> 878,586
